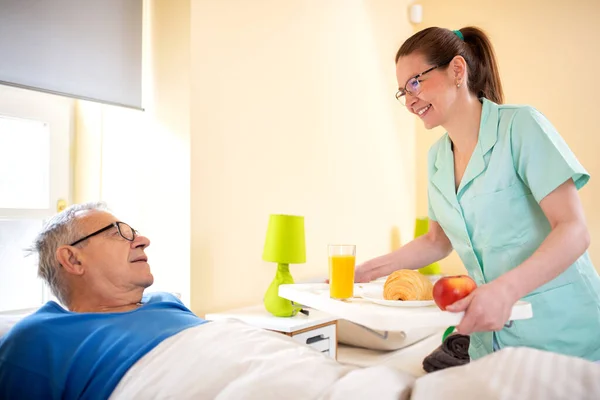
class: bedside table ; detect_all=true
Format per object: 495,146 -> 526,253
205,305 -> 338,359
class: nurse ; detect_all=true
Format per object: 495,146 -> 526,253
355,26 -> 600,361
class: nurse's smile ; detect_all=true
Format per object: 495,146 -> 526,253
416,104 -> 432,118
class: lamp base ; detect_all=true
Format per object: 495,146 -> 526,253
264,263 -> 299,317
415,217 -> 442,276
418,261 -> 441,275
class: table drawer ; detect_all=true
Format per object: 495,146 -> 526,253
291,323 -> 336,359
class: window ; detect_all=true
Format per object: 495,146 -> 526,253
0,116 -> 50,209
0,219 -> 44,311
0,114 -> 50,311
0,85 -> 73,312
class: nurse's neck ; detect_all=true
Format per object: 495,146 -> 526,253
443,95 -> 483,155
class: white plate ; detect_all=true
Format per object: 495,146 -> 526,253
359,287 -> 436,307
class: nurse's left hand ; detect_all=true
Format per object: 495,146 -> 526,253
446,281 -> 519,335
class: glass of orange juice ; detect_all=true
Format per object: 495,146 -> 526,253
328,244 -> 356,300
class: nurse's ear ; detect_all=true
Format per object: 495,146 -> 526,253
449,55 -> 468,87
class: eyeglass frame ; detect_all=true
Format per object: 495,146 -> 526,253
69,221 -> 138,247
395,60 -> 452,104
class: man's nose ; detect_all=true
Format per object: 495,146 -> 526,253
131,234 -> 150,249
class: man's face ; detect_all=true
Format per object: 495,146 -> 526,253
70,210 -> 153,294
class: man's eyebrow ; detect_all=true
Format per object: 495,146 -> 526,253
100,225 -> 118,235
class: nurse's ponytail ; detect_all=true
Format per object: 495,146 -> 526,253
395,26 -> 504,104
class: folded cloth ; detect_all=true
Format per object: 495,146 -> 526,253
422,333 -> 470,373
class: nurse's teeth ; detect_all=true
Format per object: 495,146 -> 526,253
418,105 -> 431,115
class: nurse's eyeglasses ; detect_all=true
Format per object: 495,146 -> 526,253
395,61 -> 451,106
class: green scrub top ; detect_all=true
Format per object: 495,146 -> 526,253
427,98 -> 600,361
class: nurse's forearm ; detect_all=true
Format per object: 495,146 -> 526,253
375,231 -> 453,276
494,221 -> 590,300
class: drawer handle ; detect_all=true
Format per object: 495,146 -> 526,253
306,335 -> 327,345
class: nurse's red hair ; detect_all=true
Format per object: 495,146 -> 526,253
395,26 -> 504,105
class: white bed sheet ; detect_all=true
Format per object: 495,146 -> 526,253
110,319 -> 600,400
110,319 -> 415,400
0,309 -> 36,338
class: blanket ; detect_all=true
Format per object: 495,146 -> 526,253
109,319 -> 414,400
109,319 -> 600,400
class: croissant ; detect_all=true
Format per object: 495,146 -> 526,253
383,270 -> 433,301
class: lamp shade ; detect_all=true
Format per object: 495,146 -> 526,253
262,214 -> 306,264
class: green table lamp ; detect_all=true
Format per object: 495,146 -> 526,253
415,217 -> 442,275
262,214 -> 306,317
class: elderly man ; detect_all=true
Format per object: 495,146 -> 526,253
0,202 -> 207,399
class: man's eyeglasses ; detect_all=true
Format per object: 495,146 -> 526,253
395,61 -> 450,106
70,221 -> 137,247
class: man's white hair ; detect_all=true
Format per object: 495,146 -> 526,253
28,201 -> 108,304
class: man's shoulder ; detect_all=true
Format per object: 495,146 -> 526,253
5,302 -> 62,332
0,302 -> 65,360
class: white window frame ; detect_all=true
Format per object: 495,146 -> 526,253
0,85 -> 73,219
0,84 -> 74,310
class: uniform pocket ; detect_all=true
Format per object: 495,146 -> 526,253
468,179 -> 528,201
463,183 -> 535,249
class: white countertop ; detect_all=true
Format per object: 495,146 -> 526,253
205,304 -> 336,333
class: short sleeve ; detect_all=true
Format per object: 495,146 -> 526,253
510,107 -> 589,203
427,189 -> 437,222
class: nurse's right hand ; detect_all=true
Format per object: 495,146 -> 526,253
355,259 -> 383,283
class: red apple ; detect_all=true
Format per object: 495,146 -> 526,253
432,275 -> 477,311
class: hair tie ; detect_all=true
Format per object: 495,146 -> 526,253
453,30 -> 464,41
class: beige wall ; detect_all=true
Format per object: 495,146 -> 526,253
71,0 -> 600,315
74,0 -> 192,304
413,0 -> 600,274
189,0 -> 416,315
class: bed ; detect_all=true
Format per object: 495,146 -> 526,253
2,309 -> 600,399
108,319 -> 600,399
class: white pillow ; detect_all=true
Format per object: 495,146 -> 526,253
0,311 -> 35,338
337,320 -> 441,351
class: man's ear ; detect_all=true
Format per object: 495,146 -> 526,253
56,246 -> 85,276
